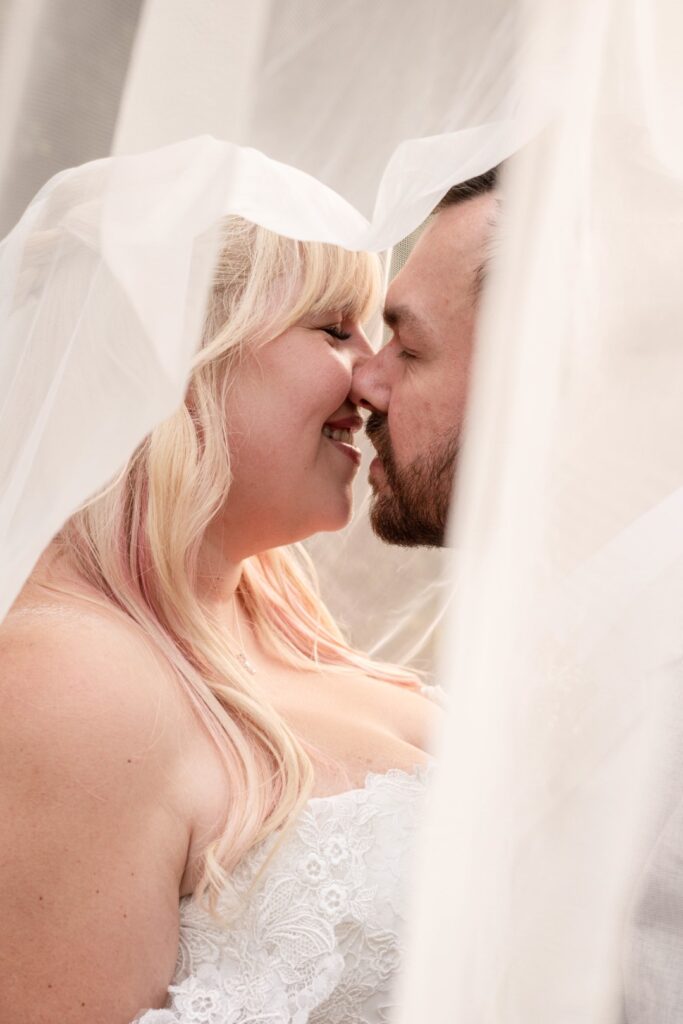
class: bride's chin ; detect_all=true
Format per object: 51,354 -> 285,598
311,495 -> 355,536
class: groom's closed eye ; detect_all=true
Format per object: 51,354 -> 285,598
383,304 -> 423,360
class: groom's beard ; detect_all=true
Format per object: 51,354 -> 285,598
365,412 -> 457,548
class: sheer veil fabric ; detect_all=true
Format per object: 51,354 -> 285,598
1,0 -> 683,1021
0,0 -> 528,657
396,1 -> 683,1020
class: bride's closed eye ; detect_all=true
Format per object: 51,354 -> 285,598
322,324 -> 352,342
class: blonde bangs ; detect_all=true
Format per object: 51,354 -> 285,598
286,240 -> 383,331
199,224 -> 383,374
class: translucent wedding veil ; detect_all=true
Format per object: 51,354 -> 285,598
0,0 -> 526,657
2,0 -> 683,1020
397,3 -> 683,1018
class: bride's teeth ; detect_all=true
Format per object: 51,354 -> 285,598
323,426 -> 354,444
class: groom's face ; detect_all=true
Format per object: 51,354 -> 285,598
351,193 -> 497,547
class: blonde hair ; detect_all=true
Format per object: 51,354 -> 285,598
54,217 -> 420,911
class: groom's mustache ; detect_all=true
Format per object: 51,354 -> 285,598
365,412 -> 398,485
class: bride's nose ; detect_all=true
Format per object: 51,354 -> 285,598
349,325 -> 375,365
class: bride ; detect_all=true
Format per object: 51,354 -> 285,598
0,215 -> 441,1023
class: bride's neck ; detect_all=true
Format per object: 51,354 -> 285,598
194,520 -> 245,615
27,526 -> 246,623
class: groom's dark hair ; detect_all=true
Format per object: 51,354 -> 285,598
434,166 -> 499,212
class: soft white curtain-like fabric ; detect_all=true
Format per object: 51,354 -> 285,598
114,0 -> 522,215
0,0 -> 532,666
112,0 -> 270,158
0,0 -> 143,235
2,0 -> 683,1020
396,0 -> 683,1020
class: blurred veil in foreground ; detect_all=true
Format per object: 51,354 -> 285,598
2,0 -> 683,1020
398,2 -> 683,1020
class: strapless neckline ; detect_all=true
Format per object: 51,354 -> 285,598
135,759 -> 433,1024
306,759 -> 434,806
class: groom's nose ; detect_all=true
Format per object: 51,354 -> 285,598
349,349 -> 390,415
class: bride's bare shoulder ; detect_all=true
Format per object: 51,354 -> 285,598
0,584 -> 196,1020
0,582 -> 183,747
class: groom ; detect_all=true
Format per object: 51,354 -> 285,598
350,168 -> 498,547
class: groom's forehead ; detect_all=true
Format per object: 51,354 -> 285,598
410,196 -> 496,292
384,195 -> 498,331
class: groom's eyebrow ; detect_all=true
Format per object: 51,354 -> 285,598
382,304 -> 425,337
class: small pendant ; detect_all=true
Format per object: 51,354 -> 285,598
237,651 -> 256,675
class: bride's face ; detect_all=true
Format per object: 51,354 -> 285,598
220,311 -> 374,557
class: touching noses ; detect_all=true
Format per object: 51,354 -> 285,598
349,346 -> 389,416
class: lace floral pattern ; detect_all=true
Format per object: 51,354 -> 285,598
134,765 -> 431,1024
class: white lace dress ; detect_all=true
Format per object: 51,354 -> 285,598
134,764 -> 431,1024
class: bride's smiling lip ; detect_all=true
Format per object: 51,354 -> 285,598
323,415 -> 363,432
326,437 -> 362,466
321,413 -> 363,467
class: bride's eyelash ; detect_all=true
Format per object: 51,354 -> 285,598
323,325 -> 352,341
